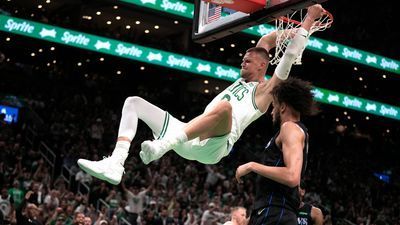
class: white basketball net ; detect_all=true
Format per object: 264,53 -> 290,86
269,9 -> 333,65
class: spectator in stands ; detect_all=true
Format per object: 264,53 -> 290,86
83,216 -> 92,225
0,187 -> 14,223
55,213 -> 67,225
8,180 -> 24,208
157,207 -> 174,225
223,207 -> 248,225
72,212 -> 85,225
16,191 -> 42,225
200,202 -> 225,225
89,182 -> 109,207
184,208 -> 199,225
75,170 -> 93,185
43,190 -> 60,212
122,175 -> 155,225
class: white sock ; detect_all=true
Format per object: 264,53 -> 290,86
111,141 -> 130,164
161,130 -> 188,150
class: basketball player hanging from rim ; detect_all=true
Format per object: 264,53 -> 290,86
77,4 -> 327,185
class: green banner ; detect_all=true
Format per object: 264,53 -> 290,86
120,0 -> 400,75
0,15 -> 239,82
1,15 -> 399,120
312,88 -> 399,120
120,0 -> 194,18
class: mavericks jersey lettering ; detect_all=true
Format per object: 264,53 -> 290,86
298,203 -> 313,225
204,78 -> 264,149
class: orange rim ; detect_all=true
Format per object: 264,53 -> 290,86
279,9 -> 333,28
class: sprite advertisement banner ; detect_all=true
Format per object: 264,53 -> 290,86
120,0 -> 400,75
0,15 -> 399,121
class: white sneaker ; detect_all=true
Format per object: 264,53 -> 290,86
77,157 -> 124,185
139,140 -> 169,165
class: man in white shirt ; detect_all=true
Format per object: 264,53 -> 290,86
223,207 -> 248,225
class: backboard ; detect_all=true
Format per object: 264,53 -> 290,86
192,0 -> 328,43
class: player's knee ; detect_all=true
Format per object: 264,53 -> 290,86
217,100 -> 232,117
124,96 -> 143,107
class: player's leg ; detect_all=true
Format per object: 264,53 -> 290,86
78,96 -> 167,185
140,100 -> 232,164
184,100 -> 232,140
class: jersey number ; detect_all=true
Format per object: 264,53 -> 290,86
221,94 -> 231,101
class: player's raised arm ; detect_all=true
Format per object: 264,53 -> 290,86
254,4 -> 326,113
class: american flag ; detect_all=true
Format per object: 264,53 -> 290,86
207,3 -> 222,24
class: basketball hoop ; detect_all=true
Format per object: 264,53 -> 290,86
269,8 -> 333,65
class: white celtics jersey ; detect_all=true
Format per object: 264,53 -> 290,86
204,78 -> 264,150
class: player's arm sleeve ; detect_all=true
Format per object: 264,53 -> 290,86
274,28 -> 309,80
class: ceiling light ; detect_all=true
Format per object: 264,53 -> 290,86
154,25 -> 159,29
174,21 -> 179,24
204,89 -> 209,93
347,116 -> 351,120
238,53 -> 243,57
38,49 -> 43,52
343,111 -> 347,115
201,44 -> 206,47
358,77 -> 363,81
354,67 -> 358,71
181,115 -> 185,120
6,58 -> 10,62
230,44 -> 235,47
386,129 -> 390,133
47,63 -> 51,66
116,16 -> 121,20
251,40 -> 256,44
77,62 -> 82,66
100,57 -> 104,61
38,5 -> 43,9
144,30 -> 150,33
215,86 -> 219,90
31,13 -> 35,17
204,80 -> 209,84
126,25 -> 131,29
14,10 -> 18,13
113,5 -> 118,9
117,70 -> 121,75
86,59 -> 90,62
96,11 -> 101,15
320,58 -> 325,62
82,15 -> 92,20
106,21 -> 112,25
53,60 -> 56,64
363,85 -> 367,88
31,53 -> 35,57
140,66 -> 145,70
382,74 -> 387,79
365,116 -> 369,120
135,21 -> 141,25
335,118 -> 339,122
46,0 -> 51,3
219,48 -> 224,51
50,47 -> 55,51
84,74 -> 88,78
6,37 -> 10,42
